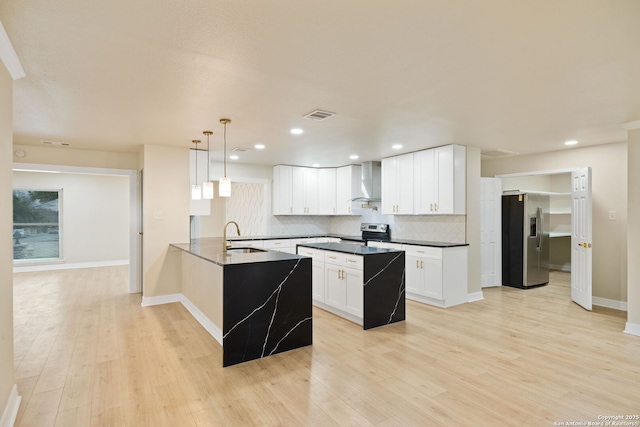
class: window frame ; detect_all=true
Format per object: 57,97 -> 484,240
12,188 -> 63,263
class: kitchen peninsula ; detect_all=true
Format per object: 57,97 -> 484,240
171,238 -> 312,367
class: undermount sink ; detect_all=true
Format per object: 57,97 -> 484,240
226,247 -> 266,254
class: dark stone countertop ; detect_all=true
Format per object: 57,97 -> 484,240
170,238 -> 303,266
228,234 -> 468,248
296,242 -> 402,255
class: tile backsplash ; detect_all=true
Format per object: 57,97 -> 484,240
268,204 -> 466,243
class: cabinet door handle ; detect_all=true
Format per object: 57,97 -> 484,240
328,256 -> 337,260
416,260 -> 419,269
347,259 -> 356,263
434,203 -> 438,212
430,203 -> 433,211
420,260 -> 424,269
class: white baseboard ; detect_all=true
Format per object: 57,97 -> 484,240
624,322 -> 640,337
592,297 -> 627,311
13,259 -> 128,273
467,291 -> 484,303
141,293 -> 181,307
140,293 -> 223,345
180,295 -> 223,345
0,385 -> 21,427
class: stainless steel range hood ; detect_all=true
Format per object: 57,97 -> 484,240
351,161 -> 381,202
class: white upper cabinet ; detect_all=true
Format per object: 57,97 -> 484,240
414,144 -> 466,215
274,165 -> 319,215
190,148 -> 211,216
273,165 -> 293,215
336,165 -> 362,215
318,168 -> 337,215
382,153 -> 414,215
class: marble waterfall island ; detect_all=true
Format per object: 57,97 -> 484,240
171,239 -> 312,367
297,242 -> 406,330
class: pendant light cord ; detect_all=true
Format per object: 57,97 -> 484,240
223,122 -> 227,177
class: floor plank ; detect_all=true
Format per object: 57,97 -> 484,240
13,267 -> 640,426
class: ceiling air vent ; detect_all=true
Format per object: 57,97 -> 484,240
303,109 -> 336,121
231,147 -> 251,152
42,140 -> 71,147
481,149 -> 516,158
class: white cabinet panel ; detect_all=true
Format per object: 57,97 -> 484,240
382,153 -> 414,215
273,165 -> 292,215
312,261 -> 325,302
414,145 -> 466,215
318,168 -> 337,215
336,165 -> 362,215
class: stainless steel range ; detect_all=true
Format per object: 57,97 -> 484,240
360,223 -> 391,242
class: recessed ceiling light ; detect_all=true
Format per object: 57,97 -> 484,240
229,155 -> 239,160
312,163 -> 320,168
564,140 -> 579,146
392,144 -> 403,150
290,128 -> 304,135
254,144 -> 265,150
349,154 -> 359,160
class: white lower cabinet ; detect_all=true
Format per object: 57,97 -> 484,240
402,244 -> 467,308
324,256 -> 363,319
297,247 -> 325,302
298,247 -> 364,324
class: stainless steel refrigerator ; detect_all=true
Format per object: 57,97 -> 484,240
502,192 -> 550,288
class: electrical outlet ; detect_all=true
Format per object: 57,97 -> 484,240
608,211 -> 616,221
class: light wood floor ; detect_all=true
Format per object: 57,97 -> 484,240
13,268 -> 640,426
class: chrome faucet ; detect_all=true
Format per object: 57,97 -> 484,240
223,221 -> 241,253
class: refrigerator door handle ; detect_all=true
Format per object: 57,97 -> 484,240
537,207 -> 543,251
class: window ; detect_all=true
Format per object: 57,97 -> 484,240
13,189 -> 61,261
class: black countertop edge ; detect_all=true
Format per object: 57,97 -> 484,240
297,242 -> 402,256
170,242 -> 304,266
226,234 -> 468,248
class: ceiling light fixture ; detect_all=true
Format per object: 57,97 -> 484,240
230,155 -> 239,160
564,140 -> 579,146
191,139 -> 202,200
349,154 -> 359,160
254,144 -> 265,150
219,118 -> 232,197
290,128 -> 303,135
202,131 -> 214,199
392,144 -> 403,150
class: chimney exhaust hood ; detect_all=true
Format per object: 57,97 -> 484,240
351,161 -> 381,203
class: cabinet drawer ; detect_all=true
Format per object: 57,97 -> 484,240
402,245 -> 442,259
324,252 -> 346,265
343,254 -> 363,270
263,239 -> 291,249
297,247 -> 324,261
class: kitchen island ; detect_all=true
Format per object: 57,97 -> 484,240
297,242 -> 406,330
171,238 -> 312,367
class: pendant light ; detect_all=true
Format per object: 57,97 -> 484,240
219,118 -> 232,197
191,139 -> 202,200
202,131 -> 214,199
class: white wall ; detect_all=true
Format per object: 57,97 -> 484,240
0,51 -> 15,423
142,145 -> 190,298
13,171 -> 129,264
627,128 -> 640,332
482,142 -> 628,303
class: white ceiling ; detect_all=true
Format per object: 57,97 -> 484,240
2,0 -> 639,167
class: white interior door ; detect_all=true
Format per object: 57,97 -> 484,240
571,167 -> 592,310
480,177 -> 502,287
